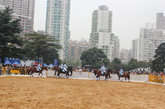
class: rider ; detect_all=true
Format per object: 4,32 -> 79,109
60,62 -> 68,72
36,64 -> 41,71
119,68 -> 124,76
100,63 -> 106,75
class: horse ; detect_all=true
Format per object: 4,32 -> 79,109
52,66 -> 59,76
94,69 -> 112,80
93,69 -> 99,75
67,66 -> 73,76
29,66 -> 48,77
115,70 -> 130,81
57,67 -> 69,79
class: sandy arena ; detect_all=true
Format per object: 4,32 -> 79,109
0,77 -> 165,109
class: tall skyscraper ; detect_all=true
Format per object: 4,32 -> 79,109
111,34 -> 120,59
156,13 -> 165,30
46,0 -> 71,60
132,39 -> 139,61
90,5 -> 116,61
0,0 -> 35,35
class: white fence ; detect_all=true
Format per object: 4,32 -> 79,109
37,70 -> 149,82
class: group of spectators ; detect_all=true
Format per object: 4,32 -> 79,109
0,64 -> 29,75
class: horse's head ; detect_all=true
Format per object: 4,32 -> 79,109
106,69 -> 113,74
91,69 -> 97,75
53,66 -> 59,71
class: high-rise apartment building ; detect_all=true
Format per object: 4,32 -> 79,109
119,49 -> 132,63
90,5 -> 114,61
139,27 -> 165,62
111,34 -> 120,60
156,13 -> 165,30
46,0 -> 71,60
0,0 -> 35,35
68,40 -> 90,61
132,39 -> 139,61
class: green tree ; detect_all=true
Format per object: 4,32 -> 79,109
23,32 -> 61,64
109,58 -> 121,70
80,47 -> 109,68
152,42 -> 165,72
63,60 -> 82,66
122,58 -> 151,71
0,7 -> 23,65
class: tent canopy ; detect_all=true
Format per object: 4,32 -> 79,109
44,63 -> 48,67
12,61 -> 20,65
49,64 -> 54,67
4,60 -> 11,65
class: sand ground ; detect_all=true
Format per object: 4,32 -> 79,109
0,77 -> 165,109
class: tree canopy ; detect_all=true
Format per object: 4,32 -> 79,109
23,32 -> 61,64
109,58 -> 122,70
0,7 -> 23,65
80,47 -> 109,68
152,42 -> 165,72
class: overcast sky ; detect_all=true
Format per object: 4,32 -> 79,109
34,0 -> 165,49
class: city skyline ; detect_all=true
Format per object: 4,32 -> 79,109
34,0 -> 165,49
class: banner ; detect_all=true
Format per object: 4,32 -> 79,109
4,57 -> 20,64
149,75 -> 164,83
54,59 -> 58,66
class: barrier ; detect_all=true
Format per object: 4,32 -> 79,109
10,70 -> 20,74
149,75 -> 164,83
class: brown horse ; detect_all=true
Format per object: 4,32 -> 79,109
29,66 -> 48,77
116,70 -> 130,81
52,66 -> 59,76
94,69 -> 112,80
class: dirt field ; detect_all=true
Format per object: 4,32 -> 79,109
0,77 -> 165,109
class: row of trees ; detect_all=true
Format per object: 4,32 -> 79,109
80,47 -> 151,71
0,8 -> 60,65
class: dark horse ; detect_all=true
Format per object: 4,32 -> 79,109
68,66 -> 73,76
94,69 -> 112,80
56,66 -> 73,78
29,66 -> 48,77
116,70 -> 130,81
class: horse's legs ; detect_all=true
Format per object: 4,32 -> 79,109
57,71 -> 60,78
118,76 -> 120,81
109,73 -> 111,78
66,71 -> 69,79
41,72 -> 43,77
54,71 -> 56,76
105,75 -> 107,80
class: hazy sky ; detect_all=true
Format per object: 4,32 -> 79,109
34,0 -> 165,49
